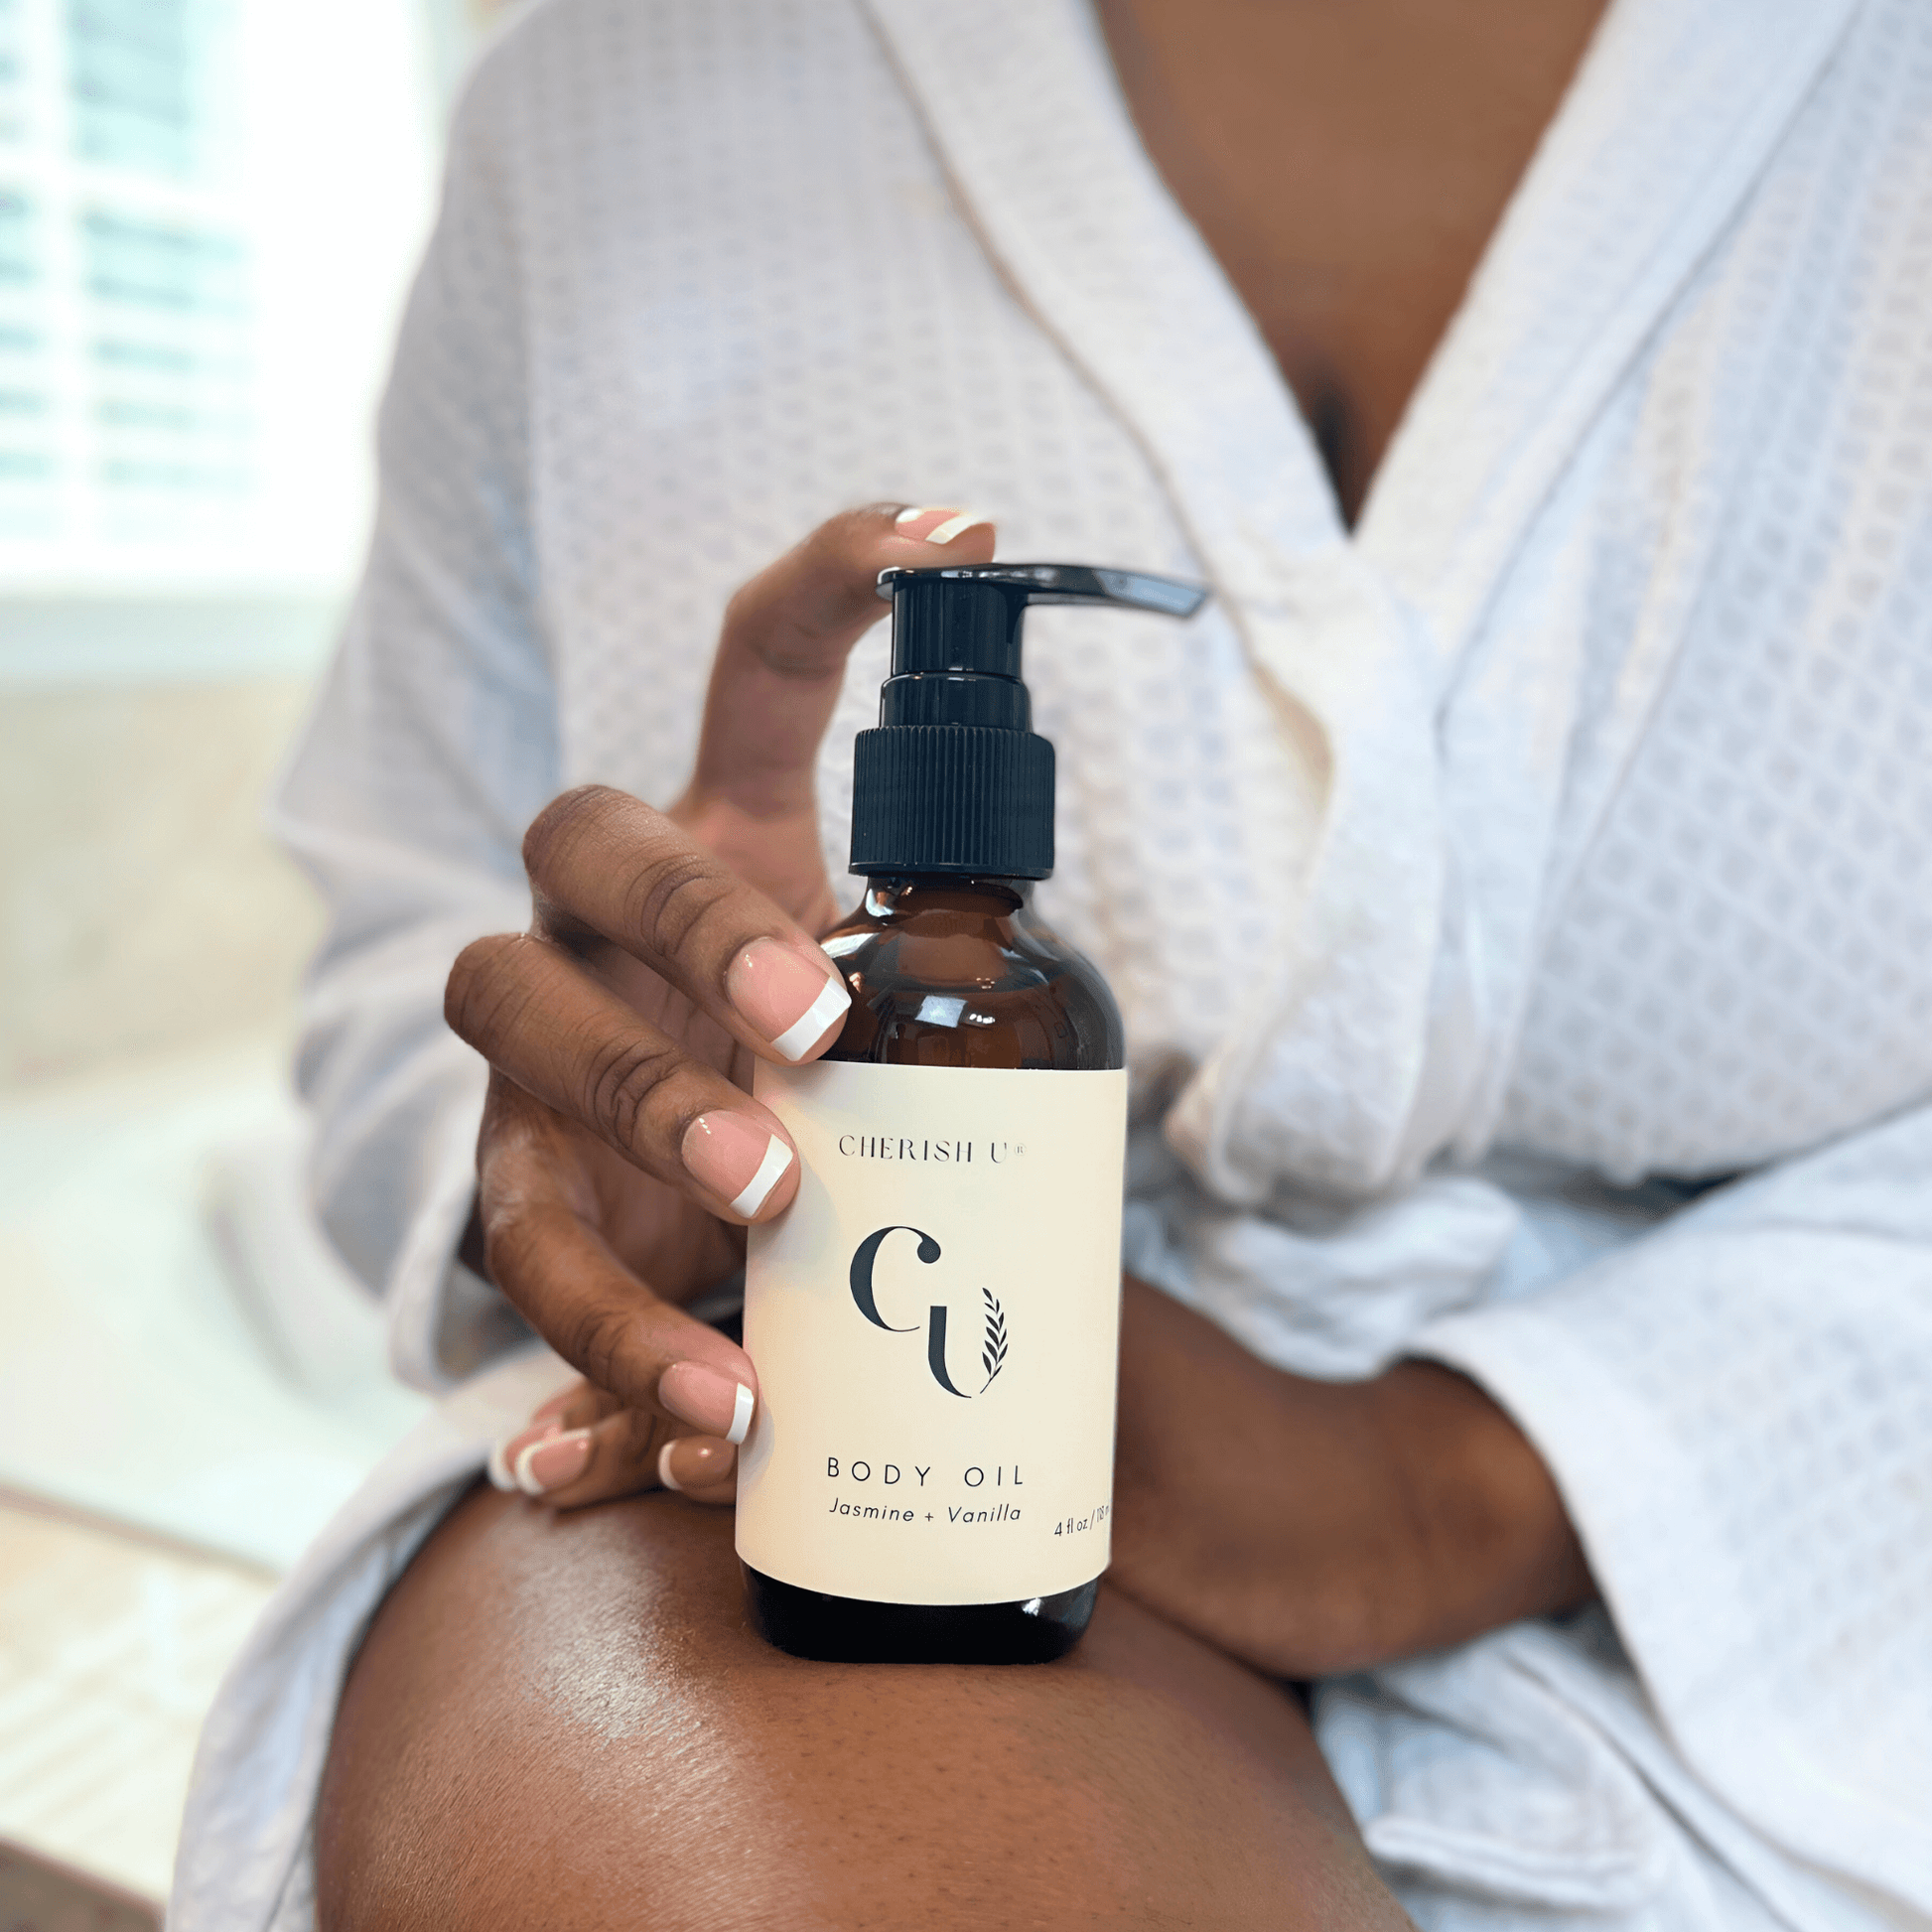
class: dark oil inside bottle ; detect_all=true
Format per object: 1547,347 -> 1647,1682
741,873 -> 1125,1665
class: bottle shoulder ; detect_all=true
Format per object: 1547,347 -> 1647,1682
819,886 -> 1124,1072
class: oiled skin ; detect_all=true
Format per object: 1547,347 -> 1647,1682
317,1487 -> 1410,1931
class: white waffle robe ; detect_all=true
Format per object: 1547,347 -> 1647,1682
172,2 -> 1932,1926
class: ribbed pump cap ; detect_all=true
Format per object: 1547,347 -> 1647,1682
850,563 -> 1208,879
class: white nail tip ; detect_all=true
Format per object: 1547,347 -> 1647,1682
770,976 -> 850,1061
512,1439 -> 550,1497
925,510 -> 987,545
729,1135 -> 794,1218
657,1440 -> 684,1494
727,1382 -> 756,1447
486,1440 -> 517,1492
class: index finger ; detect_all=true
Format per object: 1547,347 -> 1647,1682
513,504 -> 997,1068
686,502 -> 995,825
514,786 -> 855,1065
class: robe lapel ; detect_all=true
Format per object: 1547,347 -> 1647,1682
1359,0 -> 1861,1153
861,0 -> 1380,565
864,0 -> 1461,1201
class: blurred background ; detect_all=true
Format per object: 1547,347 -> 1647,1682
0,1 -> 507,1917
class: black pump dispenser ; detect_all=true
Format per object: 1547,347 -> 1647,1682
744,557 -> 1210,1668
850,563 -> 1209,880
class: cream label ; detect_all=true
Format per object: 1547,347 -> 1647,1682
737,1059 -> 1129,1605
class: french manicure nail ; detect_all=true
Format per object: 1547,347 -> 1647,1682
515,1428 -> 593,1496
488,1419 -> 559,1491
770,977 -> 850,1059
729,937 -> 850,1059
924,510 -> 990,545
660,1360 -> 757,1444
659,1437 -> 738,1494
894,504 -> 992,546
683,1111 -> 794,1216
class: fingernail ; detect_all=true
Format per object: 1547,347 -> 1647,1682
683,1111 -> 794,1216
658,1436 -> 737,1494
514,1428 -> 593,1496
729,937 -> 850,1059
488,1419 -> 559,1491
926,510 -> 990,544
660,1361 -> 756,1445
895,504 -> 991,545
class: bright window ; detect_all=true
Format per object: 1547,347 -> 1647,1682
0,0 -> 441,673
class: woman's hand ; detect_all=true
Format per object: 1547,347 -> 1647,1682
447,504 -> 995,1508
1109,1277 -> 1595,1677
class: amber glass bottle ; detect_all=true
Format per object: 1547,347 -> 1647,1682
743,872 -> 1125,1663
736,563 -> 1204,1666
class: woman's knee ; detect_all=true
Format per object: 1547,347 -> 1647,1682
315,1485 -> 1403,1930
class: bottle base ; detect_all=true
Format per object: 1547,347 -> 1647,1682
743,1564 -> 1099,1665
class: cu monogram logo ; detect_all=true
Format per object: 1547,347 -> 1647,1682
848,1225 -> 1010,1398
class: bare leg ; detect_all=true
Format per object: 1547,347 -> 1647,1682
317,1486 -> 1407,1930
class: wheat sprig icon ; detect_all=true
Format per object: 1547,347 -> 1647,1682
980,1287 -> 1010,1393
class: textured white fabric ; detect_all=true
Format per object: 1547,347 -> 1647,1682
175,0 -> 1932,1924
175,1348 -> 577,1932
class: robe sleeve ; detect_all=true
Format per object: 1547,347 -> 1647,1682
1413,1101 -> 1932,1904
270,56 -> 554,1391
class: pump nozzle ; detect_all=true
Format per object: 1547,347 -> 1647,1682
876,561 -> 1207,616
851,561 -> 1208,880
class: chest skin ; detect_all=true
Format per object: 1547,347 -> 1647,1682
1094,0 -> 1609,524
